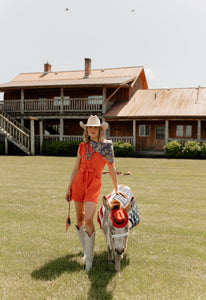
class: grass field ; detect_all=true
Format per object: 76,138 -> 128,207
0,156 -> 206,300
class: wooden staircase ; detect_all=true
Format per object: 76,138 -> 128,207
0,109 -> 30,155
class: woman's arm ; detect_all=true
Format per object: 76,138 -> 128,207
65,148 -> 81,202
109,164 -> 127,197
109,164 -> 119,193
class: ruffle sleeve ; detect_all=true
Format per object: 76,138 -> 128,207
79,142 -> 85,156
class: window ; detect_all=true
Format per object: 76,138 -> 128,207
176,125 -> 183,137
185,125 -> 192,137
54,97 -> 70,106
176,125 -> 192,137
139,125 -> 150,136
156,125 -> 165,139
87,96 -> 103,105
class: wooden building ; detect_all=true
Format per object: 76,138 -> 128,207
0,59 -> 148,154
0,58 -> 206,155
106,88 -> 206,153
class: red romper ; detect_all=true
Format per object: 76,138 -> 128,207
71,141 -> 114,203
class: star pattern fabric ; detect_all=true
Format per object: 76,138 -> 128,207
97,185 -> 140,230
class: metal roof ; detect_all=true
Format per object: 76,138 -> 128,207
105,88 -> 206,118
0,66 -> 143,89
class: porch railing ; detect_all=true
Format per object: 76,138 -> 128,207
42,135 -> 133,144
0,110 -> 30,154
3,100 -> 21,112
168,138 -> 205,146
108,136 -> 133,144
3,98 -> 102,113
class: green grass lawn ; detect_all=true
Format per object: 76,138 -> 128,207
0,156 -> 206,300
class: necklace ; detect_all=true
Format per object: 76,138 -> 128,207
86,141 -> 95,160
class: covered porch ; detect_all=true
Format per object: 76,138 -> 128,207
106,118 -> 206,152
28,118 -> 206,155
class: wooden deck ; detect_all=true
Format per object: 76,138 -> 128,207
3,98 -> 102,113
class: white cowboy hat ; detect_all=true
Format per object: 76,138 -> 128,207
80,115 -> 109,130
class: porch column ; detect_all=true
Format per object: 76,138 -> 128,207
5,135 -> 8,155
60,117 -> 64,141
133,120 -> 136,151
39,120 -> 44,154
60,88 -> 64,114
30,118 -> 35,155
165,120 -> 169,144
60,88 -> 64,141
101,116 -> 109,137
21,89 -> 24,126
102,87 -> 107,114
197,120 -> 201,142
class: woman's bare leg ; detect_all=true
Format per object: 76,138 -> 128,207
84,201 -> 97,236
74,201 -> 85,228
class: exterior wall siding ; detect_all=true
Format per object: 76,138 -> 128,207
106,87 -> 129,102
129,75 -> 145,99
136,121 -> 165,151
108,121 -> 133,136
4,87 -> 103,100
169,121 -> 197,139
4,90 -> 21,100
64,119 -> 84,135
202,121 -> 206,139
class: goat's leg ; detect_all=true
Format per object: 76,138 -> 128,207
115,253 -> 121,272
108,246 -> 114,262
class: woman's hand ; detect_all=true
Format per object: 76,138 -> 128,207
65,148 -> 81,203
115,190 -> 128,198
65,189 -> 72,202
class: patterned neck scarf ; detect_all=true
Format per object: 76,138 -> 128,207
89,139 -> 114,165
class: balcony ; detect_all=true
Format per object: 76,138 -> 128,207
3,98 -> 103,113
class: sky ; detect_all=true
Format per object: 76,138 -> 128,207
1,0 -> 206,100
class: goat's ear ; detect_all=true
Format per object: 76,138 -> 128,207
124,197 -> 135,213
102,196 -> 112,211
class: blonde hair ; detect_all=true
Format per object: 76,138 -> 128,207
83,127 -> 105,143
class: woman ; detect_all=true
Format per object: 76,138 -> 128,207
65,115 -> 121,271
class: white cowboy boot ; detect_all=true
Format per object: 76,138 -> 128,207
84,231 -> 95,272
76,225 -> 86,259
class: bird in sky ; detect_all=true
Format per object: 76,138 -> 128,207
65,8 -> 69,11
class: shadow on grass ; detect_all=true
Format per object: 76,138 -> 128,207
87,251 -> 130,300
31,251 -> 129,299
31,253 -> 82,281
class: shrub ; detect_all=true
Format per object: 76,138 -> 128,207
182,141 -> 201,158
42,140 -> 80,156
163,141 -> 182,158
42,141 -> 55,156
201,141 -> 206,157
113,141 -> 135,157
42,140 -> 135,157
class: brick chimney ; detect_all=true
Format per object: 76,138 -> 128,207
44,62 -> 52,73
84,58 -> 91,78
